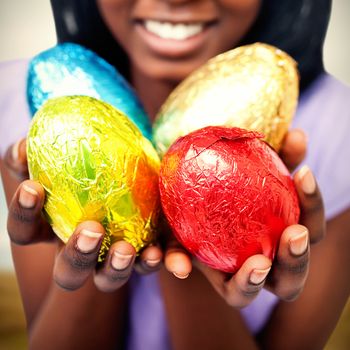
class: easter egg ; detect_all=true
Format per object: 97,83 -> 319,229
153,43 -> 299,156
159,126 -> 300,273
27,42 -> 152,139
27,96 -> 160,260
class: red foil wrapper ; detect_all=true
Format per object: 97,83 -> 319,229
160,126 -> 300,273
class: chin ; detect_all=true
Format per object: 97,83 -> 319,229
133,54 -> 216,85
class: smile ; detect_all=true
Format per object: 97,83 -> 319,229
144,20 -> 205,41
135,18 -> 217,58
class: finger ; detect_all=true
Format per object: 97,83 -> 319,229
134,244 -> 163,274
294,165 -> 325,243
4,139 -> 28,180
7,180 -> 53,244
266,224 -> 309,301
279,129 -> 307,172
94,241 -> 136,292
160,216 -> 192,279
53,221 -> 104,291
196,255 -> 271,308
164,239 -> 192,279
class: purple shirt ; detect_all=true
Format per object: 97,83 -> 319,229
1,60 -> 350,350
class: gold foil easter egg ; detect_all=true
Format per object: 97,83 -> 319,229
153,43 -> 299,156
27,96 -> 160,260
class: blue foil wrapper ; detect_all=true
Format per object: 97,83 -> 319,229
27,42 -> 152,139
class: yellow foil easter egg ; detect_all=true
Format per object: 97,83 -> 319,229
27,96 -> 160,260
153,43 -> 299,156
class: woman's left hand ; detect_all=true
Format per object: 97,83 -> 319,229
162,129 -> 326,308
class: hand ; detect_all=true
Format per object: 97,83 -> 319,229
4,138 -> 163,293
162,129 -> 325,307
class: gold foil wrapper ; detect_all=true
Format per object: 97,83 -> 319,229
27,96 -> 160,260
153,43 -> 299,156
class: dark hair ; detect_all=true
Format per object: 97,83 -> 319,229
50,0 -> 331,91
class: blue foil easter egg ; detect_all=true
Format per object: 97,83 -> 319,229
27,42 -> 151,139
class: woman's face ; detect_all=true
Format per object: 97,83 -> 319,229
97,0 -> 261,83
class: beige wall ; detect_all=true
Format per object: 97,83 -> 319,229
324,0 -> 350,84
0,0 -> 56,62
0,0 -> 349,269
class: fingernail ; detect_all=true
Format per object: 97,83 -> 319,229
12,140 -> 20,161
249,267 -> 271,285
289,230 -> 308,256
173,272 -> 189,279
299,165 -> 316,194
19,184 -> 38,209
293,128 -> 308,144
77,229 -> 102,253
112,251 -> 133,270
145,258 -> 161,267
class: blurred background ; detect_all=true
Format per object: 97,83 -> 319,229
0,0 -> 349,349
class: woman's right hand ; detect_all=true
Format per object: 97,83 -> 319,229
3,138 -> 163,293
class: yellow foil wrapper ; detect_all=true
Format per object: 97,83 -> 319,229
27,96 -> 160,260
153,43 -> 299,156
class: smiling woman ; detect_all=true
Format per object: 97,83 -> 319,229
94,0 -> 261,118
1,1 -> 350,350
97,0 -> 260,73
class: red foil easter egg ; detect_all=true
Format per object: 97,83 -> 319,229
159,126 -> 300,273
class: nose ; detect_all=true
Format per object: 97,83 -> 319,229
160,0 -> 200,4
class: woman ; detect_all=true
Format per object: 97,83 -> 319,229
1,0 -> 349,349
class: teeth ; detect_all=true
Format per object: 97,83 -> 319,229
144,20 -> 204,40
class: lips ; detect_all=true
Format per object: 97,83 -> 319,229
135,19 -> 217,58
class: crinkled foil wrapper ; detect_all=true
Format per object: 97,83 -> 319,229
27,42 -> 152,140
27,96 -> 160,260
153,43 -> 299,156
159,126 -> 300,273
